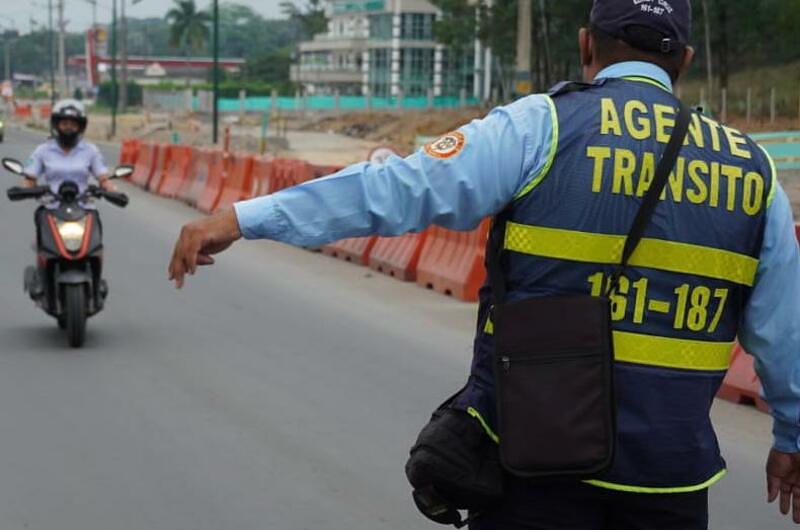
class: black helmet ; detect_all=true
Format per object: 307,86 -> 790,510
50,99 -> 88,149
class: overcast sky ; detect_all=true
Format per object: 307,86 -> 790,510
3,0 -> 287,34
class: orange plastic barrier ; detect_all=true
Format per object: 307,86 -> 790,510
176,148 -> 204,204
322,237 -> 377,265
311,164 -> 344,178
215,152 -> 255,211
130,142 -> 160,188
716,225 -> 800,413
39,104 -> 52,120
157,145 -> 192,198
118,138 -> 141,167
251,156 -> 274,197
268,158 -> 315,194
368,231 -> 430,281
13,104 -> 32,119
717,344 -> 769,413
195,150 -> 226,213
146,144 -> 171,192
415,219 -> 490,302
118,139 -> 131,165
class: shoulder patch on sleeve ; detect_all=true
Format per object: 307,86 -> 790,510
424,131 -> 466,159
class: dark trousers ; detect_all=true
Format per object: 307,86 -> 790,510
469,479 -> 708,530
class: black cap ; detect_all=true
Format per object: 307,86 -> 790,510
591,0 -> 691,54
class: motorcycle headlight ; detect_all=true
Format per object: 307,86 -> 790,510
57,219 -> 87,252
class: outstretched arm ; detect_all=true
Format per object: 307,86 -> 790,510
169,95 -> 557,287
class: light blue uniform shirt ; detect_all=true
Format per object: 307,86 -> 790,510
25,139 -> 109,208
235,61 -> 800,452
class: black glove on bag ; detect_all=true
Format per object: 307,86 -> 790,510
406,404 -> 504,528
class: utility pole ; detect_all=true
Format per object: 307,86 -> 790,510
515,0 -> 531,96
120,0 -> 128,113
49,0 -> 55,103
110,0 -> 118,136
212,0 -> 219,144
701,0 -> 713,111
483,0 -> 493,102
57,0 -> 66,97
3,41 -> 9,82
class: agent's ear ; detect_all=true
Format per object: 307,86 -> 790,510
676,45 -> 695,81
579,28 -> 595,82
579,27 -> 593,67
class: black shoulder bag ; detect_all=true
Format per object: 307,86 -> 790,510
489,100 -> 692,478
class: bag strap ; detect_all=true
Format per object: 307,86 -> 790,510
488,100 -> 692,306
604,101 -> 691,295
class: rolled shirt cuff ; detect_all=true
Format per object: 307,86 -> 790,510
233,195 -> 287,241
773,419 -> 800,453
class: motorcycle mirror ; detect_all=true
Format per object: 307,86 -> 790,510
2,158 -> 25,176
110,165 -> 134,180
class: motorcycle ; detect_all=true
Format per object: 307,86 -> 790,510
3,157 -> 132,347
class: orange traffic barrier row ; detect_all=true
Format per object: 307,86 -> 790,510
125,137 -> 490,303
415,220 -> 490,302
369,231 -> 430,281
715,223 -> 800,413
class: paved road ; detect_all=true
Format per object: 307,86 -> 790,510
0,125 -> 790,529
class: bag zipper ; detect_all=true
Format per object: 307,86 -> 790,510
499,350 -> 603,372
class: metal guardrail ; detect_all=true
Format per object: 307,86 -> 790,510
213,95 -> 480,112
752,131 -> 800,170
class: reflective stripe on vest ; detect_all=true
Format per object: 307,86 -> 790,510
483,316 -> 734,371
504,223 -> 759,287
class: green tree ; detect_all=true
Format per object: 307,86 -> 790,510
218,3 -> 296,59
478,0 -> 517,99
539,0 -> 589,86
430,0 -> 477,96
280,0 -> 327,40
0,29 -> 82,78
243,48 -> 293,83
165,0 -> 212,54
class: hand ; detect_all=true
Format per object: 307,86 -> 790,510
100,179 -> 117,192
767,449 -> 800,523
21,177 -> 36,189
168,207 -> 243,289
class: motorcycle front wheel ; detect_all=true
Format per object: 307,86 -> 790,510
63,285 -> 87,348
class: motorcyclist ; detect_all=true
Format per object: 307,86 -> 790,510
21,99 -> 116,196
